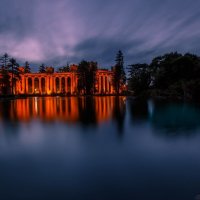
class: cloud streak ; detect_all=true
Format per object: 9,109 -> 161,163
0,0 -> 200,69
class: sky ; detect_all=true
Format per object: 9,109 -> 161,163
0,0 -> 200,69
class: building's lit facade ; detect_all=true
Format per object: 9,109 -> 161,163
0,65 -> 126,95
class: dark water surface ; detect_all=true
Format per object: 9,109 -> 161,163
0,97 -> 200,200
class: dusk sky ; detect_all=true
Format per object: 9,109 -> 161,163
0,0 -> 200,69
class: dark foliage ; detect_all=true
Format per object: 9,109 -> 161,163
113,50 -> 126,94
24,61 -> 31,73
128,63 -> 151,95
57,63 -> 70,73
39,64 -> 46,73
77,61 -> 97,95
9,58 -> 20,95
128,52 -> 200,100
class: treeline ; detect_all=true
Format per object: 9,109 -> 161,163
128,52 -> 200,100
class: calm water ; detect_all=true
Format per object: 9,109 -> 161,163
0,97 -> 200,200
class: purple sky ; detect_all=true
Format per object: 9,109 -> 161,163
0,0 -> 200,69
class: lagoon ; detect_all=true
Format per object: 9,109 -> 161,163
0,97 -> 200,200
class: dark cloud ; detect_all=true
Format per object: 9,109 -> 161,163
0,0 -> 200,68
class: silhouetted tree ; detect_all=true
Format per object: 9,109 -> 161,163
149,52 -> 200,99
9,58 -> 20,95
0,53 -> 10,69
0,68 -> 10,95
58,63 -> 70,72
149,52 -> 182,89
77,61 -> 97,95
113,50 -> 126,94
0,53 -> 11,94
24,61 -> 31,73
128,63 -> 151,95
39,64 -> 46,73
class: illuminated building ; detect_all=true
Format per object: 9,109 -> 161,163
0,65 -> 126,95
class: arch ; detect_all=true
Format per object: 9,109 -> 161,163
41,77 -> 45,93
28,78 -> 32,94
61,77 -> 65,93
34,78 -> 39,93
56,77 -> 60,93
67,77 -> 71,93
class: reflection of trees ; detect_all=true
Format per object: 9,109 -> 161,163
128,98 -> 200,137
150,101 -> 200,135
78,97 -> 97,127
0,101 -> 12,120
0,100 -> 20,135
112,97 -> 126,134
128,99 -> 149,123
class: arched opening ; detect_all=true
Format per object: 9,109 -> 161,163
67,77 -> 71,93
61,77 -> 65,93
28,78 -> 32,94
34,78 -> 39,93
56,77 -> 60,93
41,78 -> 45,93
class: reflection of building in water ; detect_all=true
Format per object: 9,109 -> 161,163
14,97 -> 79,122
95,97 -> 115,123
0,65 -> 126,95
0,97 -> 126,124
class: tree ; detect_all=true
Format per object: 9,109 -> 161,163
149,52 -> 182,89
0,53 -> 10,69
113,50 -> 126,94
0,53 -> 11,94
24,61 -> 31,73
39,64 -> 46,73
128,64 -> 151,95
77,61 -> 97,95
0,67 -> 10,95
9,58 -> 20,95
57,63 -> 70,73
149,52 -> 200,100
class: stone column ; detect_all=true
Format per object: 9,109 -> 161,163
99,76 -> 101,94
65,77 -> 68,93
25,77 -> 28,94
70,75 -> 73,94
59,77 -> 62,93
72,74 -> 74,94
53,76 -> 55,93
50,76 -> 53,93
46,76 -> 49,94
107,76 -> 109,94
32,77 -> 34,94
39,78 -> 42,94
103,76 -> 105,93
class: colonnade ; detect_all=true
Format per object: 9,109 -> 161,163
97,71 -> 114,94
17,73 -> 77,95
5,70 -> 116,95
